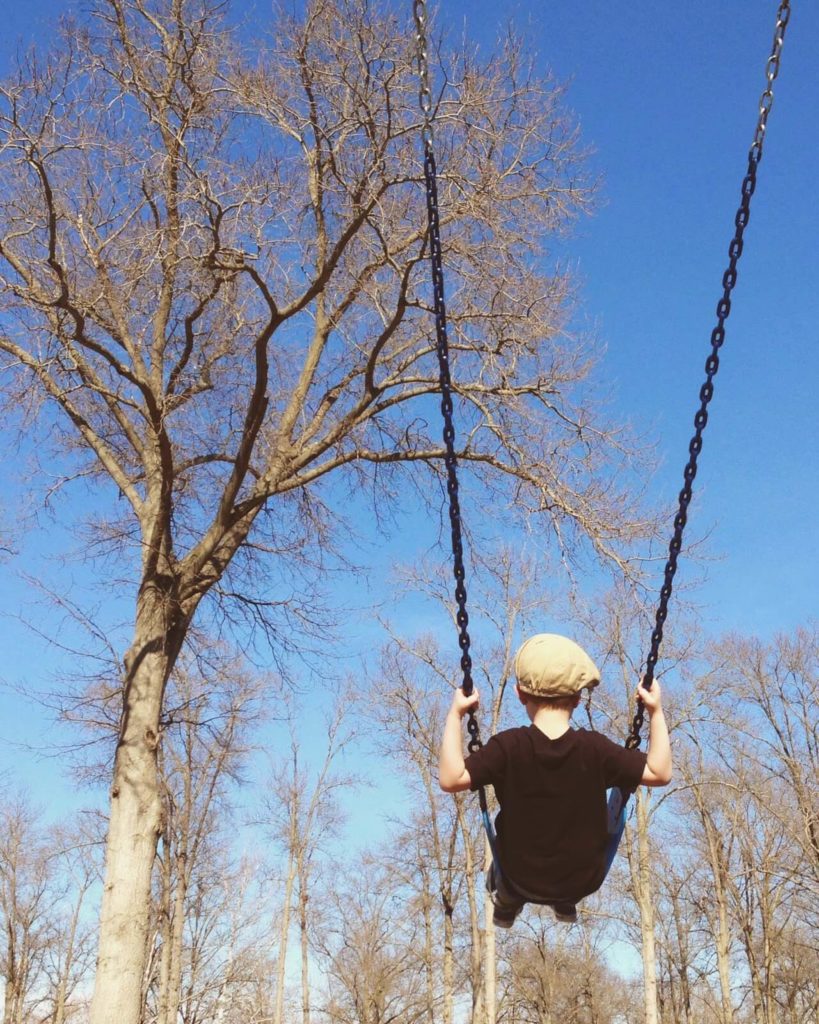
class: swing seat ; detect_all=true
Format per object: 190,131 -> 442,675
482,785 -> 628,919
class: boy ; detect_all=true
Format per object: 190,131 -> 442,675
439,633 -> 672,927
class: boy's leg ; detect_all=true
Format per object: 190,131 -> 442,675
551,902 -> 578,924
486,864 -> 526,929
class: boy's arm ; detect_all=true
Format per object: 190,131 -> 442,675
439,688 -> 479,793
637,679 -> 673,787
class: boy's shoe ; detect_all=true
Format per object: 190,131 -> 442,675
552,903 -> 577,924
493,906 -> 521,929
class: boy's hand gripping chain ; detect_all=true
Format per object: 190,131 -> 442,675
413,0 -> 481,757
625,0 -> 791,750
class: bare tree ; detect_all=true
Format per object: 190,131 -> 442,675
0,0 -> 652,1018
0,798 -> 101,1024
653,846 -> 703,1024
710,629 -> 819,882
669,633 -> 818,1024
318,859 -> 427,1024
151,657 -> 264,1024
264,701 -> 352,1024
201,855 -> 276,1024
169,843 -> 273,1024
0,797 -> 56,1024
576,583 -> 707,1024
451,790 -> 488,1024
43,823 -> 100,1024
769,928 -> 819,1024
497,916 -> 639,1024
367,642 -> 466,1024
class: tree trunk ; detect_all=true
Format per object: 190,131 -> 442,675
633,790 -> 659,1024
443,903 -> 454,1024
699,805 -> 735,1024
53,973 -> 69,1024
536,942 -> 554,1024
537,1000 -> 553,1024
53,880 -> 86,1024
3,983 -> 19,1024
715,893 -> 735,1024
90,582 -> 184,1024
8,981 -> 21,1024
299,878 -> 311,1024
273,852 -> 297,1024
213,878 -> 244,1024
11,937 -> 30,1024
421,884 -> 434,1024
91,729 -> 164,1024
163,851 -> 188,1024
156,832 -> 173,1024
456,799 -> 485,1024
3,929 -> 17,1024
12,969 -> 25,1024
483,861 -> 496,1024
735,834 -> 766,1024
759,880 -> 778,1024
740,921 -> 766,1024
670,889 -> 692,1024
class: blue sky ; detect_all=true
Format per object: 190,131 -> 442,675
1,2 -> 817,824
485,0 -> 819,634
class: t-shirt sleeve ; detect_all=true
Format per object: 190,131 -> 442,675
593,732 -> 647,790
464,732 -> 508,791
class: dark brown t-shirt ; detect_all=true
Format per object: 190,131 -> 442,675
464,725 -> 646,901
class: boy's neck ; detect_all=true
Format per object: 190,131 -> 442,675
527,705 -> 574,740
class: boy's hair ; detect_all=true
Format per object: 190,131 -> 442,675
520,691 -> 581,713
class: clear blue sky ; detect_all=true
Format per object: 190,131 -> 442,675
1,2 -> 817,816
461,1 -> 819,635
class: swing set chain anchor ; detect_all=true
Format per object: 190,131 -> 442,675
626,0 -> 791,751
414,0 -> 480,750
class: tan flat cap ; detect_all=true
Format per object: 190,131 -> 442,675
514,633 -> 601,697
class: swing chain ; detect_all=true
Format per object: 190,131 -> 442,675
414,0 -> 480,753
413,0 -> 434,151
626,0 -> 791,751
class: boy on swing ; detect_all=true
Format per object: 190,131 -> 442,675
439,633 -> 672,927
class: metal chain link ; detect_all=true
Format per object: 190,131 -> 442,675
413,0 -> 481,754
413,0 -> 434,152
626,0 -> 791,750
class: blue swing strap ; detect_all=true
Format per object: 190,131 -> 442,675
478,786 -> 502,877
604,786 -> 629,876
